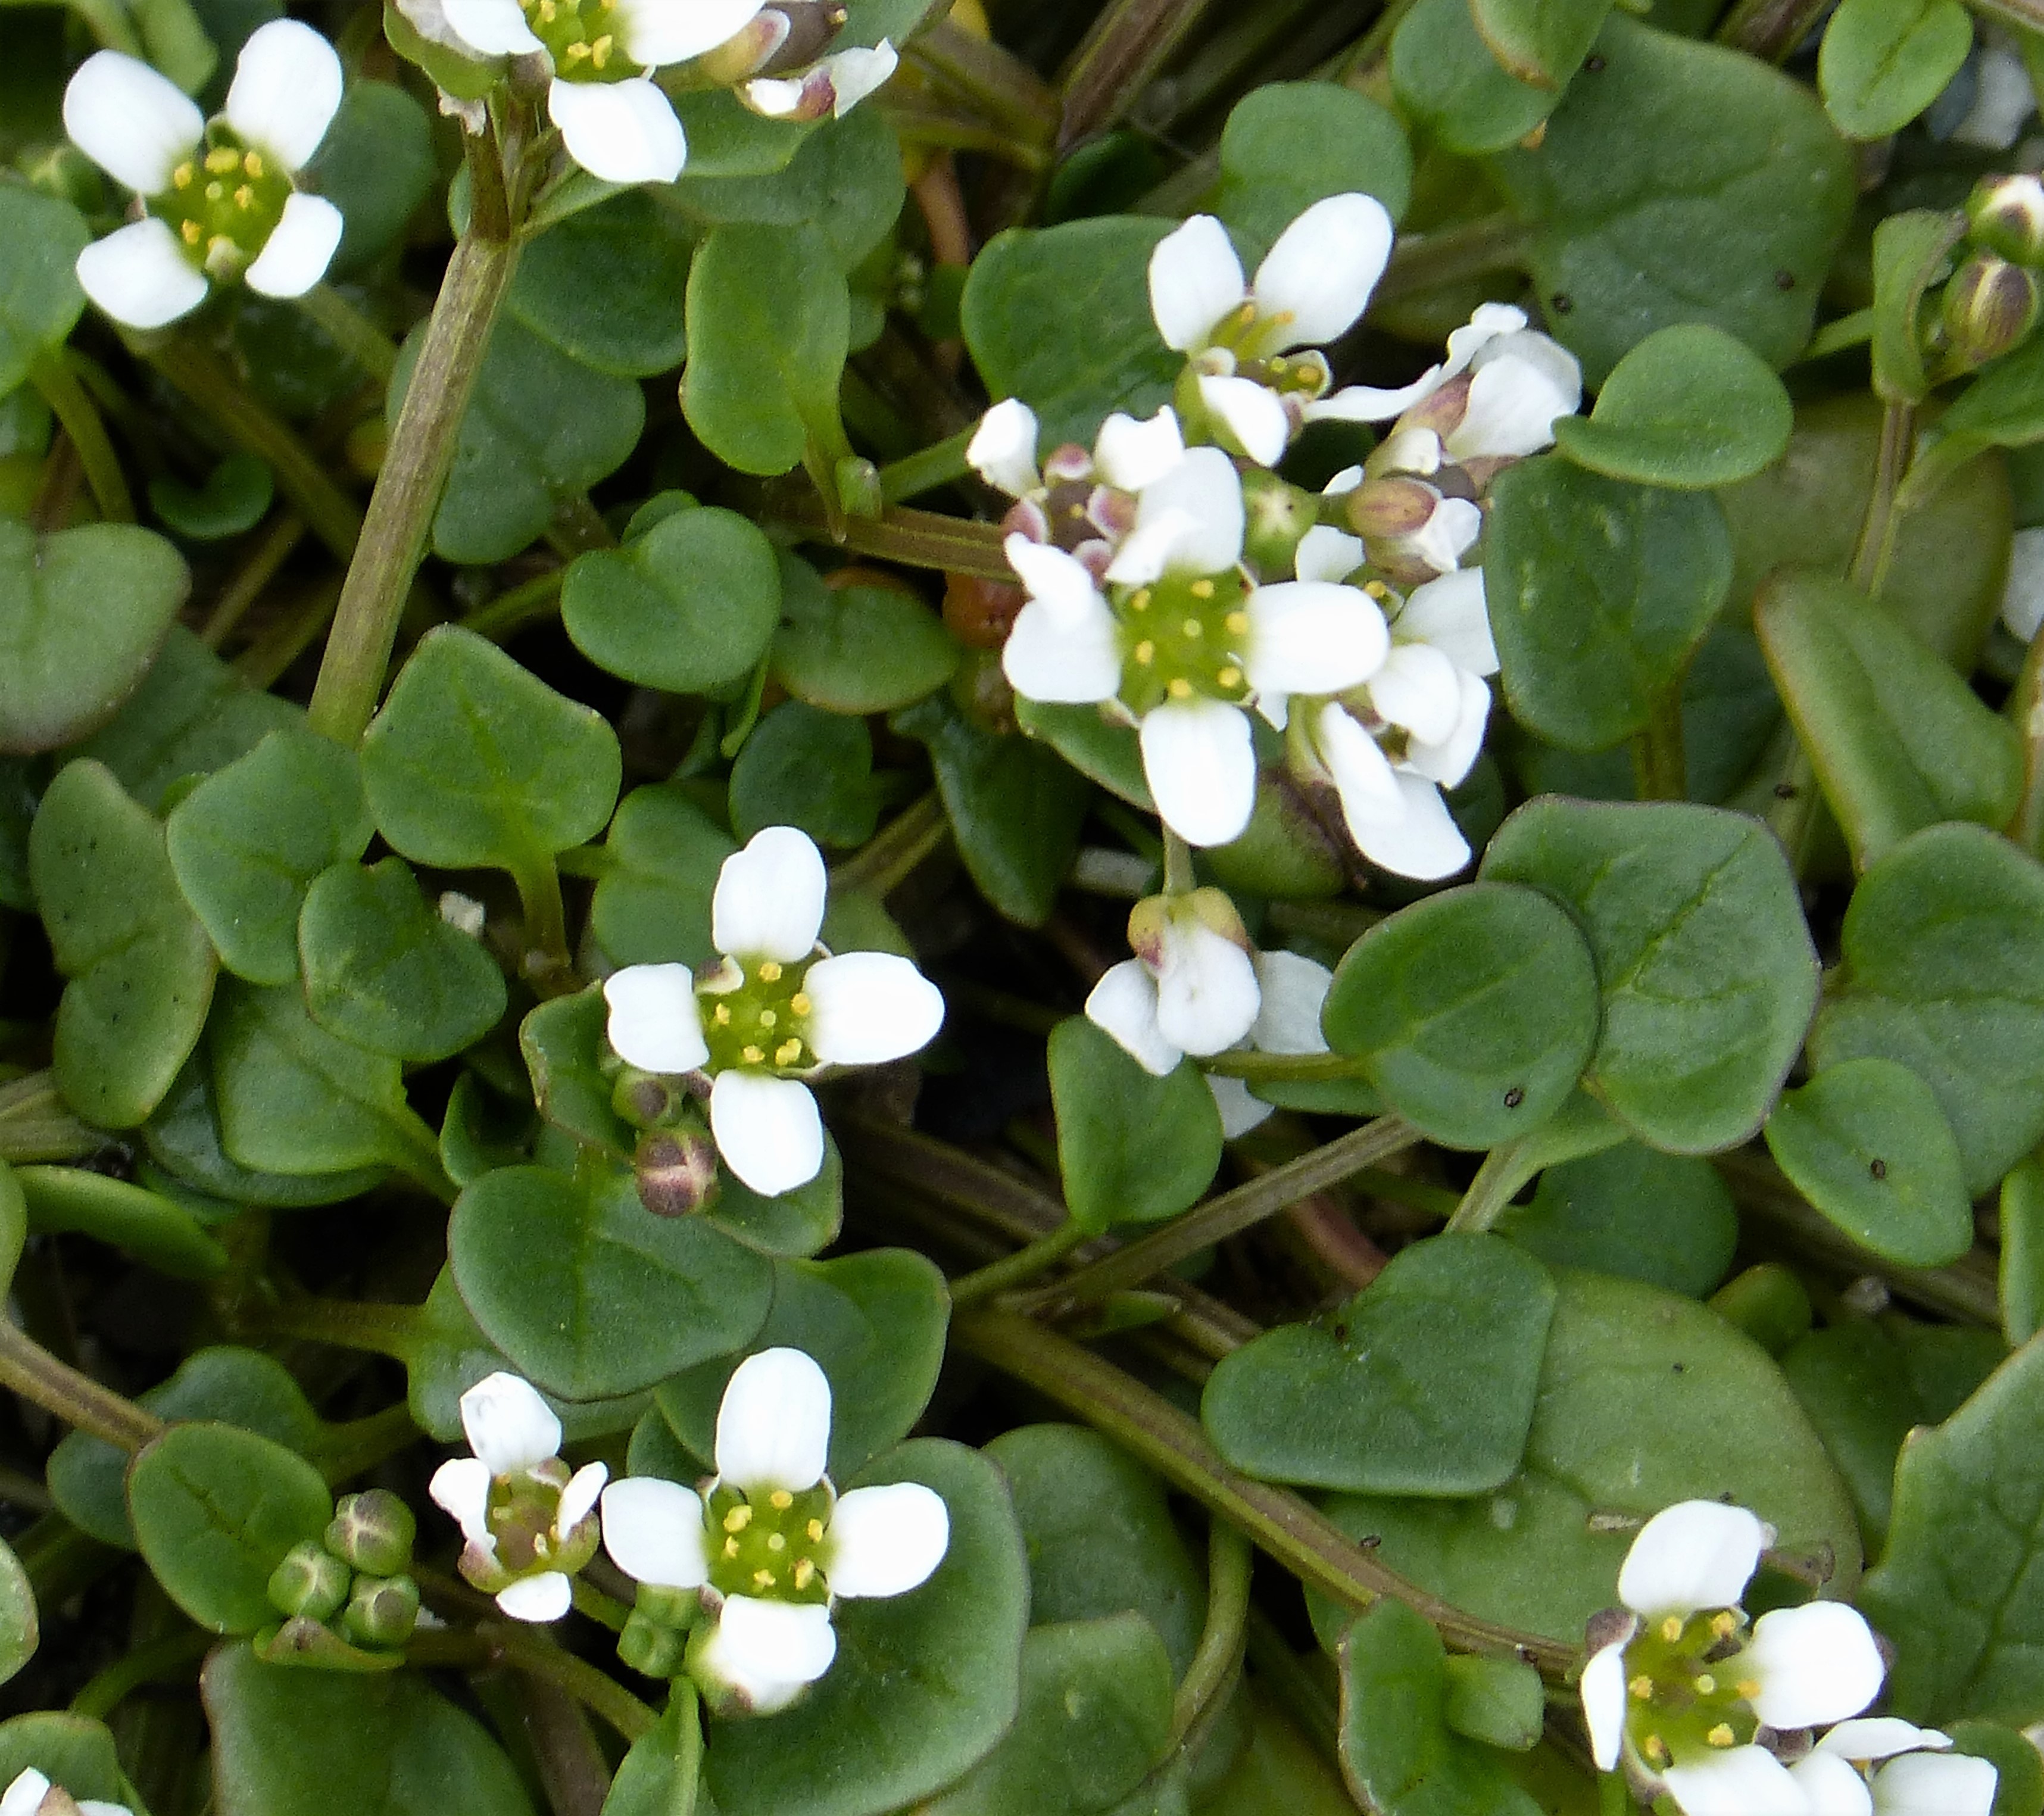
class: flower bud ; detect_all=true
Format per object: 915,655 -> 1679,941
1942,252 -> 2042,367
1241,470 -> 1319,580
1968,173 -> 2044,266
694,7 -> 794,82
1126,885 -> 1252,972
327,1490 -> 417,1577
1342,475 -> 1441,540
614,1068 -> 691,1131
837,455 -> 884,519
267,1541 -> 351,1622
635,1125 -> 721,1218
619,1607 -> 692,1678
339,1572 -> 422,1649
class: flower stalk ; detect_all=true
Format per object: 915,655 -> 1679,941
0,1322 -> 164,1453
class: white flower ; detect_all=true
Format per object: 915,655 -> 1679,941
1321,463 -> 1481,582
2002,525 -> 2044,641
429,1372 -> 608,1622
1000,447 -> 1390,847
1792,1720 -> 1999,1816
744,39 -> 899,121
968,400 -> 1184,560
1579,1500 -> 1887,1816
64,21 -> 347,328
600,1347 -> 950,1715
603,827 -> 945,1197
0,1769 -> 130,1816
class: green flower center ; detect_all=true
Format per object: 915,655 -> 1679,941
700,956 -> 819,1075
704,1482 -> 834,1605
522,0 -> 641,80
1622,1608 -> 1764,1773
1114,569 -> 1254,717
483,1471 -> 595,1578
150,129 -> 293,280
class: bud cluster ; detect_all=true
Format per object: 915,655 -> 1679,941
259,1490 -> 422,1669
1941,174 -> 2044,371
612,1059 -> 722,1218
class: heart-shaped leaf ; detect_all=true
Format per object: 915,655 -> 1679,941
148,453 -> 274,541
589,783 -> 735,969
771,558 -> 959,714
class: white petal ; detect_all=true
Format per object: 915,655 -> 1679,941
617,0 -> 768,64
1871,1752 -> 1999,1816
1352,772 -> 1471,882
1404,672 -> 1491,790
710,1071 -> 825,1197
968,399 -> 1040,497
1449,333 -> 1583,461
1369,642 -> 1462,745
1792,1752 -> 1877,1816
713,826 -> 828,963
1152,922 -> 1260,1057
79,1803 -> 133,1816
742,76 -> 807,118
557,1460 -> 608,1535
461,1371 -> 563,1477
1,1772 -> 51,1816
1149,214 -> 1246,352
1207,1072 -> 1275,1138
1307,374 -> 1450,425
1953,43 -> 2037,150
824,1483 -> 950,1597
1250,950 -> 1332,1054
75,219 -> 207,329
1121,446 -> 1246,580
1103,510 -> 1190,588
1317,700 -> 1400,813
1579,1639 -> 1628,1772
1001,597 -> 1122,704
243,193 -> 344,299
1662,1746 -> 1813,1816
803,951 -> 945,1065
430,1456 -> 495,1548
1199,374 -> 1290,467
1244,581 -> 1389,698
604,963 -> 712,1073
63,50 -> 202,195
715,1346 -> 832,1494
1141,698 -> 1256,848
699,1596 -> 837,1712
2003,526 -> 2044,641
1085,960 -> 1181,1077
497,1572 -> 573,1622
1818,1721 -> 1952,1763
224,19 -> 343,171
823,42 -> 897,116
1322,464 -> 1364,497
1745,1603 -> 1886,1730
1296,525 -> 1364,585
1093,407 -> 1185,494
1251,193 -> 1393,350
442,0 -> 544,53
1399,568 -> 1497,675
1379,428 -> 1446,477
549,76 -> 686,186
1403,495 -> 1483,575
601,1477 -> 710,1589
1006,534 -> 1108,625
1615,1501 -> 1768,1619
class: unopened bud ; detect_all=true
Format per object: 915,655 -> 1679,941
1342,475 -> 1441,540
743,67 -> 835,121
619,1606 -> 692,1677
635,1125 -> 721,1217
339,1572 -> 421,1649
1968,173 -> 2044,266
614,1068 -> 690,1131
267,1541 -> 351,1622
694,7 -> 793,82
1126,886 -> 1251,969
1241,470 -> 1318,579
327,1490 -> 417,1577
1942,252 -> 2042,367
837,455 -> 884,520
753,0 -> 846,72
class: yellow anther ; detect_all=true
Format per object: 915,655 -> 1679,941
1629,1675 -> 1654,1701
173,162 -> 195,189
1269,358 -> 1289,376
807,1519 -> 825,1542
793,1559 -> 816,1590
1129,588 -> 1151,612
713,1003 -> 732,1025
1181,617 -> 1203,638
1736,1680 -> 1761,1701
1167,678 -> 1193,699
759,960 -> 783,982
1190,578 -> 1215,599
1660,1617 -> 1683,1644
724,1506 -> 753,1533
757,1009 -> 778,1029
753,1569 -> 776,1589
1712,1612 -> 1739,1639
207,146 -> 239,174
1643,1736 -> 1668,1766
775,1039 -> 803,1066
1693,1674 -> 1716,1695
243,151 -> 263,177
767,1533 -> 786,1552
1236,302 -> 1257,326
1216,666 -> 1243,689
1706,1725 -> 1736,1749
723,1537 -> 740,1558
770,1490 -> 794,1511
790,993 -> 810,1016
563,40 -> 591,61
590,33 -> 613,67
742,1045 -> 765,1065
234,185 -> 254,208
1364,580 -> 1391,599
1225,611 -> 1249,635
536,0 -> 557,18
1068,502 -> 1086,519
1133,640 -> 1155,666
180,220 -> 201,245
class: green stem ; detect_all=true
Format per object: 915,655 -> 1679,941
829,790 -> 950,898
878,429 -> 976,504
572,1578 -> 632,1632
511,853 -> 576,995
1715,0 -> 1831,58
1199,1050 -> 1374,1082
460,564 -> 566,641
1599,1768 -> 1635,1815
669,1683 -> 703,1816
0,1322 -> 164,1452
1162,829 -> 1197,896
1849,400 -> 1914,594
906,18 -> 1061,149
246,1295 -> 429,1361
1799,308 -> 1875,364
483,1620 -> 659,1742
1444,1141 -> 1530,1234
1630,687 -> 1686,801
69,1628 -> 210,1721
317,1401 -> 420,1484
1057,0 -> 1216,151
29,351 -> 133,522
1374,214 -> 1534,306
202,512 -> 307,648
0,1072 -> 99,1165
1171,1519 -> 1253,1745
752,490 -> 1015,581
292,284 -> 400,385
950,1220 -> 1091,1306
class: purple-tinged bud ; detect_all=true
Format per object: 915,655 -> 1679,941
1967,173 -> 2044,266
635,1125 -> 721,1218
1343,476 -> 1442,540
327,1490 -> 417,1577
695,7 -> 794,82
1943,252 -> 2042,368
339,1573 -> 422,1649
267,1542 -> 351,1622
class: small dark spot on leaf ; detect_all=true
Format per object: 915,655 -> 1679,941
1360,1535 -> 1382,1549
1774,782 -> 1799,799
1551,293 -> 1573,314
1672,1362 -> 1686,1374
1870,1157 -> 1888,1181
1775,269 -> 1796,291
1584,54 -> 1605,71
1503,1086 -> 1525,1109
1332,1324 -> 1350,1342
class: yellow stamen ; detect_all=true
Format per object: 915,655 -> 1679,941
770,1490 -> 794,1511
723,1537 -> 740,1558
807,1519 -> 825,1542
1181,617 -> 1203,638
180,220 -> 201,245
234,185 -> 254,209
1706,1725 -> 1736,1749
589,33 -> 613,67
1735,1679 -> 1761,1700
1133,640 -> 1155,666
1711,1612 -> 1739,1639
1364,580 -> 1391,599
724,1506 -> 753,1533
759,960 -> 783,982
537,0 -> 557,18
742,1045 -> 765,1064
713,1003 -> 731,1025
205,181 -> 225,202
775,1039 -> 803,1066
753,1569 -> 776,1589
1660,1617 -> 1683,1644
172,162 -> 195,189
206,146 -> 239,174
243,151 -> 263,177
793,1559 -> 816,1590
1643,1736 -> 1668,1766
1224,611 -> 1249,634
1167,678 -> 1193,699
563,40 -> 591,62
790,993 -> 811,1016
1216,666 -> 1242,688
1129,588 -> 1151,612
1629,1675 -> 1654,1701
1190,579 -> 1215,599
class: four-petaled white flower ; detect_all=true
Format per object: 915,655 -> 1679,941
1149,195 -> 1395,466
968,397 -> 1186,563
0,1768 -> 130,1816
744,39 -> 899,122
1580,1500 -> 1887,1816
1792,1718 -> 1999,1816
601,1346 -> 950,1715
603,826 -> 945,1198
1000,445 -> 1388,847
441,0 -> 771,184
64,21 -> 346,329
429,1371 -> 608,1623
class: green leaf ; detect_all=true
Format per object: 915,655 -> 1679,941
0,1715 -> 133,1815
1471,0 -> 1616,88
0,520 -> 191,754
1553,324 -> 1793,488
669,89 -> 807,178
1390,0 -> 1558,157
1487,15 -> 1855,382
706,1439 -> 1028,1816
1049,1016 -> 1224,1234
448,1160 -> 773,1399
305,80 -> 436,279
1484,458 -> 1733,751
1338,1599 -> 1541,1816
1013,698 -> 1153,810
706,1135 -> 847,1256
1215,83 -> 1413,255
563,504 -> 782,694
1481,798 -> 1818,1153
1870,211 -> 1969,406
1495,1142 -> 1737,1297
148,453 -> 273,541
960,217 -> 1179,448
2005,1160 -> 2044,1347
923,1614 -> 1175,1816
205,1641 -> 538,1816
1203,1234 -> 1556,1494
728,701 -> 884,848
1765,1059 -> 1973,1267
602,1695 -> 700,1816
590,784 -> 735,969
683,221 -> 849,477
653,1248 -> 948,1480
519,988 -> 635,1156
127,1422 -> 331,1633
1808,822 -> 2044,1194
30,760 -> 217,1128
1819,0 -> 1973,138
143,1053 -> 386,1207
507,189 -> 692,377
0,1539 -> 34,1691
0,1166 -> 24,1299
1322,882 -> 1601,1149
675,107 -> 907,273
14,1166 -> 227,1280
771,558 -> 959,714
164,726 -> 373,985
298,858 -> 507,1062
1756,568 -> 2023,870
362,625 -> 622,875
0,190 -> 88,394
1442,1655 -> 1544,1752
1862,1334 -> 2044,1724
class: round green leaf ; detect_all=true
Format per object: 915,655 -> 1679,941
1390,0 -> 1557,157
519,988 -> 635,1157
0,190 -> 88,394
143,1053 -> 386,1208
729,701 -> 884,848
1496,1141 -> 1737,1297
563,504 -> 781,693
506,189 -> 692,377
589,782 -> 735,969
1215,82 -> 1413,252
770,559 -> 959,714
1322,882 -> 1600,1150
677,106 -> 906,273
148,453 -> 274,541
0,1539 -> 35,1690
1819,0 -> 1973,139
1766,1058 -> 1973,1268
1553,324 -> 1793,488
1048,1016 -> 1224,1234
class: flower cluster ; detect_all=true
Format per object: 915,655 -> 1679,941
1581,1500 -> 1997,1816
976,194 -> 1580,879
601,826 -> 945,1199
261,1487 -> 422,1662
64,21 -> 347,329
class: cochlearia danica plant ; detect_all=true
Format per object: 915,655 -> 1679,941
11,0 -> 2044,1811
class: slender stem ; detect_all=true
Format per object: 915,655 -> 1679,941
292,284 -> 400,385
1599,1768 -> 1634,1815
0,1072 -> 99,1165
0,1322 -> 164,1452
1058,0 -> 1215,152
951,1220 -> 1090,1306
669,1683 -> 703,1816
752,491 -> 1015,581
202,512 -> 307,647
1799,308 -> 1874,364
245,1295 -> 428,1361
1010,1117 -> 1421,1314
1444,1141 -> 1533,1234
1849,401 -> 1914,594
1716,0 -> 1831,58
68,1628 -> 210,1721
572,1578 -> 632,1633
511,853 -> 576,995
482,1620 -> 659,1742
1171,1519 -> 1253,1745
1162,829 -> 1197,896
316,1401 -> 420,1484
1630,687 -> 1686,801
1374,214 -> 1535,306
907,18 -> 1061,148
878,429 -> 976,504
29,351 -> 133,523
829,790 -> 949,897
461,564 -> 566,641
1972,0 -> 2044,33
1199,1050 -> 1374,1081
